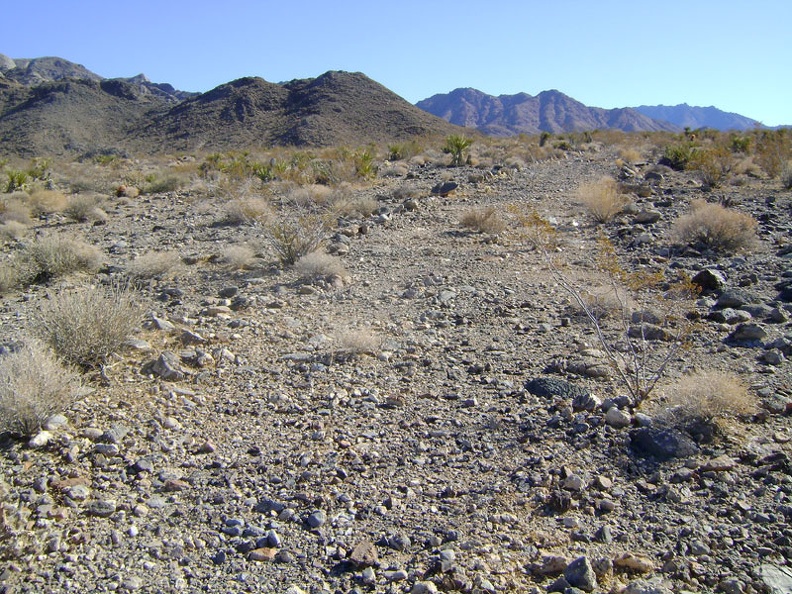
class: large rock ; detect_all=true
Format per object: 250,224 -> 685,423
630,426 -> 699,460
525,377 -> 589,400
760,564 -> 792,594
564,556 -> 597,592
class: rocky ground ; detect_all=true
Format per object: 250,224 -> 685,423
1,143 -> 791,594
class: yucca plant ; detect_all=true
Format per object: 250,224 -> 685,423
443,135 -> 473,167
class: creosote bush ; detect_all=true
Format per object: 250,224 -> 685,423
576,177 -> 626,223
36,285 -> 142,370
671,199 -> 757,253
0,340 -> 81,436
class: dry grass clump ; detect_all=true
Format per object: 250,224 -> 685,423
459,207 -> 506,234
223,196 -> 274,226
0,340 -> 81,436
0,195 -> 33,226
0,221 -> 28,241
35,285 -> 142,370
27,189 -> 68,216
294,251 -> 347,280
576,177 -> 627,223
781,161 -> 792,190
287,185 -> 334,210
330,194 -> 379,219
671,199 -> 757,253
24,235 -> 104,282
333,328 -> 381,359
220,244 -> 260,271
660,370 -> 755,426
127,250 -> 182,280
64,194 -> 107,223
617,147 -> 643,164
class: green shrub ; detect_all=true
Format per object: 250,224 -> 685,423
0,340 -> 81,436
35,285 -> 142,370
443,135 -> 473,167
686,146 -> 732,188
266,213 -> 328,266
5,170 -> 29,193
661,143 -> 696,171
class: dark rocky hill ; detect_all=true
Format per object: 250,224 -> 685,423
138,71 -> 459,152
417,88 -> 679,135
633,103 -> 761,131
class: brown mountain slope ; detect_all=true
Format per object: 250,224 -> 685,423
417,88 -> 678,135
137,71 -> 460,152
0,78 -> 169,157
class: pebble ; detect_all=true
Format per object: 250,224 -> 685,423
306,510 -> 326,528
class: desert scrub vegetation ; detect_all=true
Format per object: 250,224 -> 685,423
517,211 -> 699,404
671,199 -> 757,253
266,211 -> 329,266
126,250 -> 183,281
64,193 -> 107,223
222,195 -> 274,226
218,244 -> 261,271
0,340 -> 81,436
459,207 -> 506,234
576,176 -> 627,223
27,189 -> 68,216
658,370 -> 755,440
35,285 -> 142,370
294,251 -> 347,281
686,145 -> 732,188
24,235 -> 104,283
332,328 -> 381,361
443,135 -> 473,167
754,128 -> 791,178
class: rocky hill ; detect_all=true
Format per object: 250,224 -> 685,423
416,88 -> 679,135
0,54 -> 459,156
633,103 -> 761,131
137,71 -> 460,152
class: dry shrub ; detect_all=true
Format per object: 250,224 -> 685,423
36,285 -> 142,370
220,244 -> 259,270
0,195 -> 33,226
618,147 -> 643,164
267,212 -> 328,266
127,250 -> 182,280
661,370 -> 754,425
781,161 -> 792,190
287,185 -> 333,210
330,195 -> 379,219
0,221 -> 28,241
0,261 -> 24,294
24,235 -> 103,282
64,194 -> 107,223
27,189 -> 68,216
687,146 -> 732,188
671,199 -> 757,253
295,251 -> 347,280
223,196 -> 274,226
460,207 -> 506,234
576,177 -> 626,223
0,340 -> 81,436
333,328 -> 380,358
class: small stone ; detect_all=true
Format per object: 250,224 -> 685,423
120,576 -> 143,591
411,582 -> 439,594
563,474 -> 584,492
564,556 -> 598,592
197,440 -> 216,453
350,540 -> 379,567
630,426 -> 699,460
94,443 -> 120,456
691,269 -> 727,293
727,322 -> 767,344
613,552 -> 655,573
605,407 -> 631,428
248,547 -> 277,562
700,454 -> 736,472
28,431 -> 53,448
306,509 -> 326,528
87,499 -> 117,518
163,478 -> 190,492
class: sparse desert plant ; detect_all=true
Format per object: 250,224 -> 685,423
266,212 -> 328,266
754,128 -> 791,178
0,340 -> 82,436
617,147 -> 643,164
35,285 -> 142,370
781,161 -> 792,190
0,196 -> 33,226
443,135 -> 473,167
143,173 -> 184,194
333,328 -> 381,360
686,145 -> 732,188
671,199 -> 757,253
330,194 -> 379,219
516,211 -> 698,404
127,250 -> 182,280
64,194 -> 106,223
660,142 -> 696,171
223,196 -> 274,226
219,244 -> 260,270
5,170 -> 29,193
576,176 -> 627,223
354,149 -> 377,179
659,370 -> 755,439
24,235 -> 104,282
27,189 -> 68,216
0,221 -> 28,242
459,206 -> 506,234
294,251 -> 347,280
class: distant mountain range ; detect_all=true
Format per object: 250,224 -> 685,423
0,53 -> 773,157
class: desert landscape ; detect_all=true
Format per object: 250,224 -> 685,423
1,56 -> 791,594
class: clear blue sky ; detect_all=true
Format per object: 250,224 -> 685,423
3,0 -> 790,126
